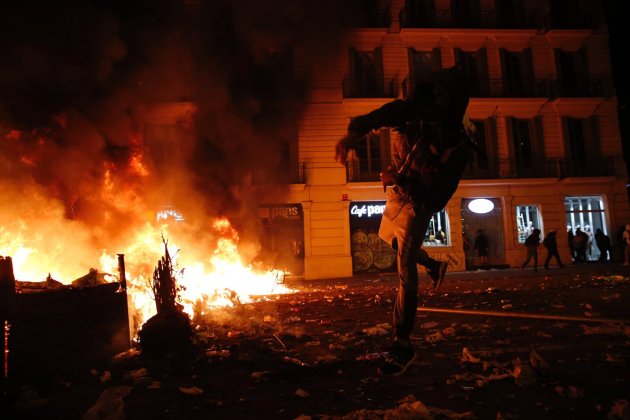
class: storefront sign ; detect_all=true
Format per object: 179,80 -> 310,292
260,204 -> 303,221
350,202 -> 386,219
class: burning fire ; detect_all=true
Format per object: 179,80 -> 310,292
0,109 -> 295,339
1,195 -> 294,336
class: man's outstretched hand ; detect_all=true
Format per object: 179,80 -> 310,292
335,133 -> 360,164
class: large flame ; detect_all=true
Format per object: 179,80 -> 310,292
1,119 -> 295,339
1,180 -> 294,338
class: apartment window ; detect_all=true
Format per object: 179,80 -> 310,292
506,117 -> 543,177
455,48 -> 489,97
495,0 -> 527,27
555,48 -> 590,96
346,48 -> 384,98
348,0 -> 391,27
562,116 -> 600,176
500,49 -> 535,97
347,129 -> 391,182
516,205 -> 542,243
451,0 -> 481,27
401,0 -> 437,27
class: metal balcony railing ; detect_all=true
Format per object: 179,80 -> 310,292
252,162 -> 305,185
400,6 -> 540,29
558,157 -> 616,178
342,77 -> 398,99
463,157 -> 618,180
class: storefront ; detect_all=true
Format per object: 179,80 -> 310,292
461,198 -> 505,269
349,201 -> 395,273
348,200 -> 452,273
259,204 -> 305,277
564,195 -> 609,262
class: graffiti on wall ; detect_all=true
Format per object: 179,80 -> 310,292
351,230 -> 396,272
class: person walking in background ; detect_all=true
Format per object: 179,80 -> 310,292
521,228 -> 541,271
594,228 -> 612,263
573,227 -> 588,264
623,224 -> 630,265
567,225 -> 575,263
474,229 -> 489,268
543,229 -> 565,269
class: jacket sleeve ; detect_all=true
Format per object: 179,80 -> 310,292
347,99 -> 417,136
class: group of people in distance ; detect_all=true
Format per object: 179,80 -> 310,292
519,225 -> 617,272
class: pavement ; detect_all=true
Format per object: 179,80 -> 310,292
5,262 -> 630,419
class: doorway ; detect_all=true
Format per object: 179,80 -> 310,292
461,198 -> 505,269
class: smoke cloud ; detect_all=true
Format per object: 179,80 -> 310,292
0,0 -> 360,276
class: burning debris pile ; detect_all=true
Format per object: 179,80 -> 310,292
137,239 -> 193,356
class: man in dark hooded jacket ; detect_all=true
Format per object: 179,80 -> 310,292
335,67 -> 474,375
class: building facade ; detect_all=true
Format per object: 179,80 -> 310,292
263,0 -> 629,279
143,0 -> 628,280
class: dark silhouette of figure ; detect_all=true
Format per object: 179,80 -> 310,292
543,230 -> 565,269
335,67 -> 474,376
521,228 -> 541,271
474,229 -> 489,267
573,227 -> 588,264
594,228 -> 612,263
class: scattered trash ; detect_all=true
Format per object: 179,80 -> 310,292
513,361 -> 537,386
362,323 -> 391,336
530,351 -> 549,370
461,347 -> 481,364
295,388 -> 310,398
179,386 -> 204,395
250,371 -> 272,381
206,349 -> 231,358
82,386 -> 133,420
567,386 -> 584,399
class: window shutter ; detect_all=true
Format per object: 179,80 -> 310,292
530,116 -> 544,165
522,48 -> 535,95
499,49 -> 508,95
375,47 -> 385,94
584,115 -> 600,157
576,47 -> 590,95
477,48 -> 489,96
349,48 -> 358,95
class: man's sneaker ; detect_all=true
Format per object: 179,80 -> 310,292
378,342 -> 417,376
428,261 -> 447,289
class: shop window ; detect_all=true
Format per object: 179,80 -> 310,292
424,209 -> 449,247
565,196 -> 607,262
349,201 -> 449,273
516,205 -> 542,243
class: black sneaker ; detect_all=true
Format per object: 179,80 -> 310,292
428,261 -> 447,289
378,342 -> 417,376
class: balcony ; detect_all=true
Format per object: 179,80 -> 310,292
463,157 -> 618,180
400,8 -> 540,29
253,162 -> 305,185
343,77 -> 398,99
463,158 -> 560,179
558,157 -> 616,178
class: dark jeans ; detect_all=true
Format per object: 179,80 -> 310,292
392,206 -> 437,341
521,246 -> 538,269
544,248 -> 564,268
